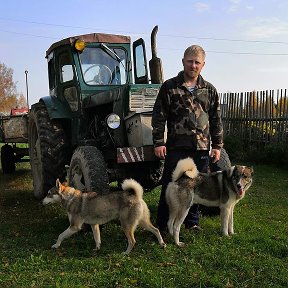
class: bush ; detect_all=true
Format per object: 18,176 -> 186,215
224,135 -> 288,169
223,135 -> 245,161
263,143 -> 288,168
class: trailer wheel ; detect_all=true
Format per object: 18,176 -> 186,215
68,146 -> 109,193
28,102 -> 68,200
1,144 -> 16,174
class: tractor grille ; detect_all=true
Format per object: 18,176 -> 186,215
129,87 -> 159,112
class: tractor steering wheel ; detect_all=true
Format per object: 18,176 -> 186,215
84,64 -> 112,85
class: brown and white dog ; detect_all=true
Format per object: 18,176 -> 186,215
43,179 -> 166,254
166,157 -> 253,246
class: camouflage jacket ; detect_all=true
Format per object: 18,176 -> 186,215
152,71 -> 223,150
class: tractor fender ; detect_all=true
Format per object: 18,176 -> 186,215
38,96 -> 73,119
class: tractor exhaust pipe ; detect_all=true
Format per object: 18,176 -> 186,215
149,25 -> 164,84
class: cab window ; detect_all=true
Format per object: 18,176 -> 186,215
79,47 -> 127,85
59,52 -> 74,83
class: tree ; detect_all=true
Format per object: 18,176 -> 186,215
17,93 -> 28,108
0,62 -> 25,114
264,94 -> 277,118
247,90 -> 261,117
277,95 -> 288,118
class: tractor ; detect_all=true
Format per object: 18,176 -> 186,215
28,26 -> 165,199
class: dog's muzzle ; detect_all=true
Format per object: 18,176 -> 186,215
42,194 -> 61,205
42,197 -> 50,205
237,184 -> 244,197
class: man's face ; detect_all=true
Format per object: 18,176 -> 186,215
182,53 -> 205,80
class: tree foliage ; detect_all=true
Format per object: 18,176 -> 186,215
277,95 -> 288,117
246,90 -> 279,118
0,62 -> 26,114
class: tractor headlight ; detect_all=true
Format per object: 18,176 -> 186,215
106,114 -> 121,129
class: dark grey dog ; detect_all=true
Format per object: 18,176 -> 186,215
166,157 -> 253,246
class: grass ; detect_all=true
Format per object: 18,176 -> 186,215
0,162 -> 288,287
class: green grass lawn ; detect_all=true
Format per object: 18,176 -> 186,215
0,162 -> 287,287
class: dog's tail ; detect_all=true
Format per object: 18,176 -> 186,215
172,157 -> 199,182
121,178 -> 143,199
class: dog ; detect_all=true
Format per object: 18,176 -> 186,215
166,157 -> 253,247
42,178 -> 166,254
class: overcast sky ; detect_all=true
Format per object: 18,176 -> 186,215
1,0 -> 288,107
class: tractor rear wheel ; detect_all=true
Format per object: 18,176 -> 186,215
68,146 -> 109,193
128,160 -> 164,190
200,148 -> 231,217
28,102 -> 68,200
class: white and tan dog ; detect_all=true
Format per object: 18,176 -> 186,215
166,158 -> 253,246
43,178 -> 166,254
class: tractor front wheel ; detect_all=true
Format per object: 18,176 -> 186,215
68,146 -> 109,193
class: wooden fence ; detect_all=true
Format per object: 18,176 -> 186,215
219,89 -> 288,145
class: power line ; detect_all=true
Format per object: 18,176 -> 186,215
160,34 -> 288,45
206,50 -> 288,56
1,22 -> 288,56
159,47 -> 288,56
1,16 -> 288,45
0,29 -> 58,39
0,17 -> 144,36
2,28 -> 288,56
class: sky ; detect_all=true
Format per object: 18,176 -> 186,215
1,0 -> 288,107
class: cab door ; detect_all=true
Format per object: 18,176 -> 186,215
132,38 -> 149,84
55,48 -> 80,112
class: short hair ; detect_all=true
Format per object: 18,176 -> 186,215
183,45 -> 206,59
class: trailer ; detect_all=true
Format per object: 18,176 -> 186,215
0,108 -> 29,173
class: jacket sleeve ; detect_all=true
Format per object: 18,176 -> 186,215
152,82 -> 169,147
209,88 -> 224,149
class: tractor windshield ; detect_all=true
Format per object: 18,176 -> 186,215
79,47 -> 128,85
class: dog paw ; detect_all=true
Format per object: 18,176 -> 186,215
92,248 -> 100,256
51,244 -> 59,249
94,245 -> 101,251
176,242 -> 185,247
161,242 -> 167,248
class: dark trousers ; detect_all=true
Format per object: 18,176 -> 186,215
156,150 -> 209,230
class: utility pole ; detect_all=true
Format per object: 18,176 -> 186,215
25,70 -> 29,109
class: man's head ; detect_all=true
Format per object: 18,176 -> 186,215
182,45 -> 206,81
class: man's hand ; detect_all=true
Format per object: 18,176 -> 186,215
154,146 -> 166,160
210,148 -> 221,163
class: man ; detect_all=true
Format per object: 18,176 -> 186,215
152,45 -> 223,232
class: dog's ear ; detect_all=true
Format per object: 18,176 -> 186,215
56,178 -> 63,192
56,178 -> 61,188
228,165 -> 237,177
249,167 -> 254,175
